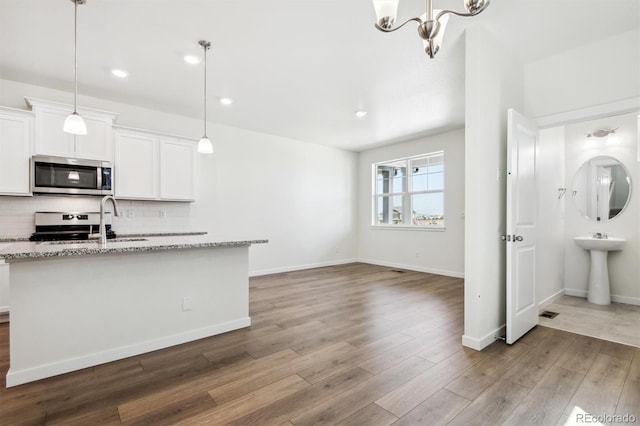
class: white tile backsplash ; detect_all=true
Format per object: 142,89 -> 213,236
0,196 -> 196,238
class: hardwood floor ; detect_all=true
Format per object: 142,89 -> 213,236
0,263 -> 638,425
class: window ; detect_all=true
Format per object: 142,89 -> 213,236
373,152 -> 444,228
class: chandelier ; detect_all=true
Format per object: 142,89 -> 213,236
372,0 -> 490,58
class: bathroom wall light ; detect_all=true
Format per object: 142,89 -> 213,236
220,98 -> 233,106
586,128 -> 616,139
586,128 -> 618,144
355,110 -> 368,118
372,0 -> 490,58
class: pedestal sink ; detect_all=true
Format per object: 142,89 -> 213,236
573,236 -> 625,305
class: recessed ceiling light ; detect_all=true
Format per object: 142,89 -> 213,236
184,55 -> 200,65
111,69 -> 128,78
220,98 -> 233,106
355,110 -> 368,118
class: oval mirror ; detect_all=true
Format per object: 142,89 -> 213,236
571,156 -> 632,222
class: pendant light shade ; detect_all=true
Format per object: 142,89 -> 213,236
197,40 -> 214,154
198,136 -> 213,154
63,112 -> 87,135
64,0 -> 87,135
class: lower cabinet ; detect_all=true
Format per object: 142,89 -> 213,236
0,262 -> 9,321
114,127 -> 196,201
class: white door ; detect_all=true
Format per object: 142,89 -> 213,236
506,109 -> 539,344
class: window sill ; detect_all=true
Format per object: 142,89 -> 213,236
370,225 -> 446,232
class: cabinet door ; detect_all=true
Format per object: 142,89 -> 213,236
114,130 -> 158,199
159,137 -> 196,201
0,262 -> 8,316
75,116 -> 113,161
34,109 -> 75,157
0,109 -> 33,195
29,98 -> 116,161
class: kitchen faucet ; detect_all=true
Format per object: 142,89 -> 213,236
99,195 -> 120,244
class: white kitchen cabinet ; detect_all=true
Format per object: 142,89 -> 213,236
114,127 -> 196,202
0,261 -> 9,321
114,129 -> 158,200
0,107 -> 33,196
26,98 -> 117,161
159,136 -> 196,201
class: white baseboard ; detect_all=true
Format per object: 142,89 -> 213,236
6,317 -> 251,387
250,258 -> 464,279
611,295 -> 640,306
563,288 -> 640,306
357,258 -> 464,279
462,324 -> 506,351
564,288 -> 587,298
249,258 -> 358,277
538,288 -> 565,311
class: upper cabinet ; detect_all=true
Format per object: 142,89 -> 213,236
0,107 -> 33,196
159,136 -> 196,201
114,127 -> 196,202
26,98 -> 118,161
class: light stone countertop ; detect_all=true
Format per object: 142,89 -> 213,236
0,233 -> 268,261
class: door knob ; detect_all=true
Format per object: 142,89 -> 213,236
514,235 -> 523,242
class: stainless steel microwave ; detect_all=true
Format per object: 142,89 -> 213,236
31,155 -> 113,196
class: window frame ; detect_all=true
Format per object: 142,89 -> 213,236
371,151 -> 445,230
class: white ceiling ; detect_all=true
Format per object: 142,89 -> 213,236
1,0 -> 638,151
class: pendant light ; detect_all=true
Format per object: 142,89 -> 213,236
197,40 -> 214,154
63,0 -> 87,135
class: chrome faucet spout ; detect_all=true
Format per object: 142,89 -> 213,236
99,195 -> 120,244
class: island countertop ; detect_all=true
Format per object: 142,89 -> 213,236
0,233 -> 268,261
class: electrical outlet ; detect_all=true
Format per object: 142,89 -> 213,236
159,210 -> 166,219
182,296 -> 193,311
126,210 -> 134,218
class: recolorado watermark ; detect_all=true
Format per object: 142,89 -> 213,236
576,413 -> 637,424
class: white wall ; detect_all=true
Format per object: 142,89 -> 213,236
0,79 -> 359,275
463,24 -> 525,350
563,112 -> 639,305
524,29 -> 640,119
357,129 -> 465,277
536,127 -> 566,307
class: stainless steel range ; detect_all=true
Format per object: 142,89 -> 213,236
29,212 -> 116,241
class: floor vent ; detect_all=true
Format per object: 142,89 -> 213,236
539,310 -> 559,319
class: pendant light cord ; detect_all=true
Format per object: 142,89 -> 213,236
203,42 -> 207,138
73,0 -> 78,114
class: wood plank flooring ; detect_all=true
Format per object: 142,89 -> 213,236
0,263 -> 638,425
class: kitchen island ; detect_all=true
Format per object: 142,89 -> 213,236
0,234 -> 267,387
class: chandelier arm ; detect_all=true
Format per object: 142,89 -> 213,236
375,17 -> 423,33
435,3 -> 490,21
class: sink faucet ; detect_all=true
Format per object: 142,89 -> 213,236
593,232 -> 608,239
99,195 -> 120,244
